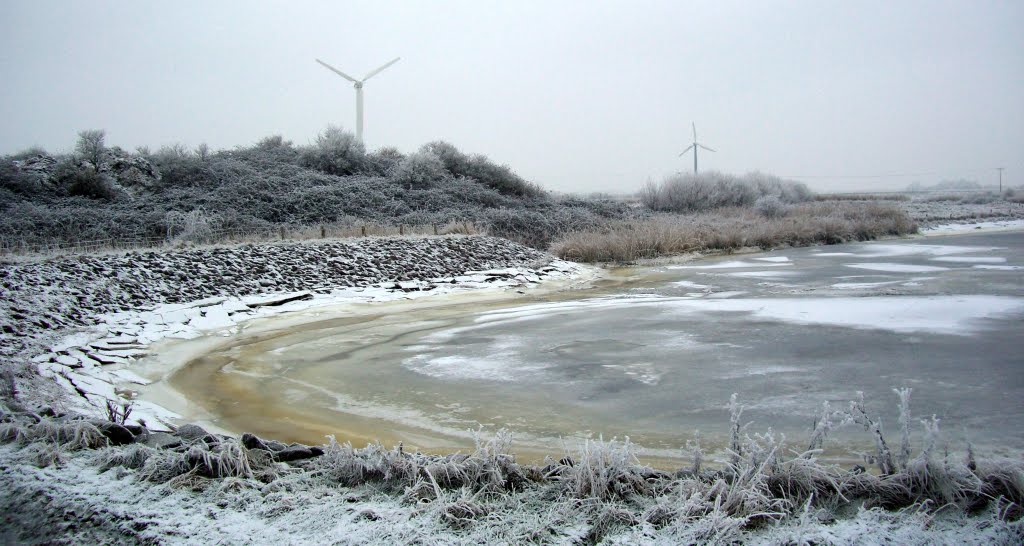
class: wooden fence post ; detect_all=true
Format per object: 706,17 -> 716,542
361,225 -> 367,237
399,224 -> 405,235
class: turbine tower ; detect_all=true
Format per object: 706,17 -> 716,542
679,122 -> 716,174
316,56 -> 401,143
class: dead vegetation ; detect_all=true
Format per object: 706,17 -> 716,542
3,388 -> 1018,543
550,201 -> 918,262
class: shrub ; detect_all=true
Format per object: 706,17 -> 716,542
754,195 -> 790,218
391,150 -> 447,190
9,146 -> 49,161
421,141 -> 543,197
0,159 -> 46,196
641,171 -> 812,213
150,148 -> 213,188
367,146 -> 405,176
165,208 -> 221,243
54,160 -> 117,200
299,125 -> 368,176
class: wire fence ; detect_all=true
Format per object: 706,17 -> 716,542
0,221 -> 481,258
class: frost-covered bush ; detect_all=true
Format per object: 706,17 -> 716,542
421,141 -> 543,197
298,125 -> 369,176
754,195 -> 791,218
1005,188 -> 1024,204
0,130 -> 628,250
391,150 -> 447,190
0,159 -> 48,196
367,146 -> 405,176
149,146 -> 212,188
482,205 -> 609,248
53,159 -> 117,200
641,171 -> 812,213
166,208 -> 221,243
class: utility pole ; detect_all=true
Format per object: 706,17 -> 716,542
996,167 -> 1004,194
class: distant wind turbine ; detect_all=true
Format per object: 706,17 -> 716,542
315,56 -> 401,143
679,122 -> 715,174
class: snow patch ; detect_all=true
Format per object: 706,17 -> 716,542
671,280 -> 711,289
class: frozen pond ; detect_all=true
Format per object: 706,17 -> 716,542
170,231 -> 1024,464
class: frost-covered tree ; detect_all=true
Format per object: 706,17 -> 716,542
75,129 -> 107,170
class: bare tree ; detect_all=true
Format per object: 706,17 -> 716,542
75,129 -> 107,170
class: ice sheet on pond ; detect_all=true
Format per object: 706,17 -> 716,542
930,256 -> 1006,263
667,260 -> 791,269
973,265 -> 1023,271
726,270 -> 802,278
844,262 -> 951,273
661,295 -> 1023,335
843,243 -> 1002,258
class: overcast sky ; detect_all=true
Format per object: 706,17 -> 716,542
1,1 -> 1021,192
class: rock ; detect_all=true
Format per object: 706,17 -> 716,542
143,432 -> 182,450
265,439 -> 288,452
104,149 -> 160,190
244,291 -> 313,308
93,421 -> 136,446
12,155 -> 57,188
272,444 -> 324,462
123,424 -> 148,438
241,432 -> 270,451
174,423 -> 210,442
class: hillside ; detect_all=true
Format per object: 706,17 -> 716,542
0,128 -> 635,251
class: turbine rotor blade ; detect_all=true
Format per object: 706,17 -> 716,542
698,144 -> 716,152
679,144 -> 695,157
692,122 -> 697,141
363,57 -> 401,81
316,59 -> 359,83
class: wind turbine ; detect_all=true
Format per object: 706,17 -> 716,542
679,123 -> 716,174
315,56 -> 401,143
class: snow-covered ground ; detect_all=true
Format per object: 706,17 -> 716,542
922,218 -> 1024,234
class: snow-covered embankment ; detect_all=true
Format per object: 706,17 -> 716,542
0,235 -> 590,427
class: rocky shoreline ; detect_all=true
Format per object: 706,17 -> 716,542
0,235 -> 585,424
